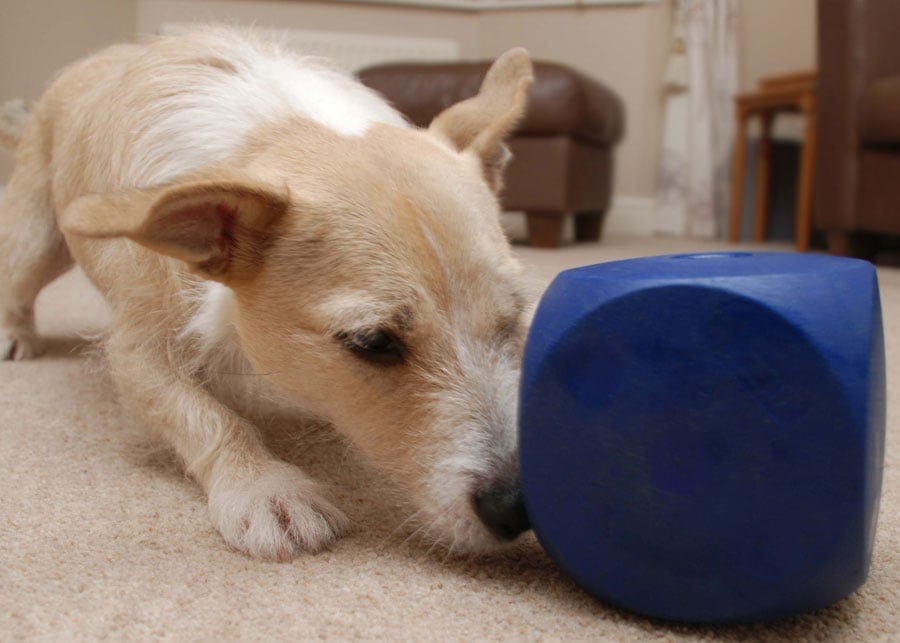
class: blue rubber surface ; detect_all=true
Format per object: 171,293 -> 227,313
519,252 -> 886,623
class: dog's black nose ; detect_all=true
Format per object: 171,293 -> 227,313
473,481 -> 531,541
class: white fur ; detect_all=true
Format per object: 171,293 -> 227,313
128,30 -> 408,188
181,282 -> 237,356
208,461 -> 349,560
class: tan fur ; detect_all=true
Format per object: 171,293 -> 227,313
0,28 -> 534,560
429,48 -> 533,192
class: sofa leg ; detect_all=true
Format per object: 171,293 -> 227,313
827,232 -> 879,260
574,211 -> 603,242
526,212 -> 564,248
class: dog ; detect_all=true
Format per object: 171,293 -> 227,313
0,27 -> 536,560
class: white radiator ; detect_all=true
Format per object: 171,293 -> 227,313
159,23 -> 461,73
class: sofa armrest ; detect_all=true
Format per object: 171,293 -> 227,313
358,61 -> 624,147
816,0 -> 900,231
860,77 -> 900,145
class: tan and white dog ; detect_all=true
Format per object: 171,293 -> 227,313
0,28 -> 535,560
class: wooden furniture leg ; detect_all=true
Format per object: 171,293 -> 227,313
796,96 -> 816,252
754,112 -> 774,242
574,211 -> 603,242
729,106 -> 749,242
526,212 -> 565,248
827,232 -> 878,260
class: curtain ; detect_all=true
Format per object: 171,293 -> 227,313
655,0 -> 739,238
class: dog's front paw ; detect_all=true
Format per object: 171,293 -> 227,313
1,327 -> 39,361
208,463 -> 349,561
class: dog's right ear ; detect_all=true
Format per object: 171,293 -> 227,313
60,181 -> 289,282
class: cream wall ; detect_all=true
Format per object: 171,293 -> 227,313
479,3 -> 671,199
739,0 -> 816,141
0,0 -> 136,180
135,0 -> 480,55
136,0 -> 671,200
480,0 -> 817,196
739,0 -> 816,92
1,0 -> 817,205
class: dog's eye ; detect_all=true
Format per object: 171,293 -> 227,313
337,330 -> 406,366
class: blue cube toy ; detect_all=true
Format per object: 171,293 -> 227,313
519,252 -> 886,623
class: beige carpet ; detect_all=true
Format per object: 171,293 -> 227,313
2,235 -> 897,640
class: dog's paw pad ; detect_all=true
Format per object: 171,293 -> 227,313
209,464 -> 349,561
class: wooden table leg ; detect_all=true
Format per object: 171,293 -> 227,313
574,211 -> 603,242
526,212 -> 565,248
796,96 -> 816,252
754,112 -> 774,242
729,107 -> 748,242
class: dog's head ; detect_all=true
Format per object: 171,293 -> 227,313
63,49 -> 536,553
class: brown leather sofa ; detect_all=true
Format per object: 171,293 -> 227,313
358,61 -> 624,247
816,0 -> 900,257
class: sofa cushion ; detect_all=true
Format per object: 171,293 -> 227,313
860,76 -> 900,145
358,60 -> 624,147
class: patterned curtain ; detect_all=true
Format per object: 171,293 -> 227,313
655,0 -> 739,238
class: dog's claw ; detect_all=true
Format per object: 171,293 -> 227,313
1,330 -> 37,361
208,463 -> 349,561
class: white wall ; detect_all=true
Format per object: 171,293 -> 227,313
136,0 -> 672,203
739,0 -> 816,92
96,0 -> 824,197
739,0 -> 816,140
479,3 -> 671,199
2,0 -> 817,209
0,0 -> 136,181
136,0 -> 481,55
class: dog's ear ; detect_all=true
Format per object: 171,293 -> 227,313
428,48 -> 533,193
60,181 -> 289,282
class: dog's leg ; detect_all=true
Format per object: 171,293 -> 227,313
0,132 -> 73,360
107,335 -> 349,560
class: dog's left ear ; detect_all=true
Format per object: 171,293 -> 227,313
428,48 -> 534,193
61,180 -> 289,283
